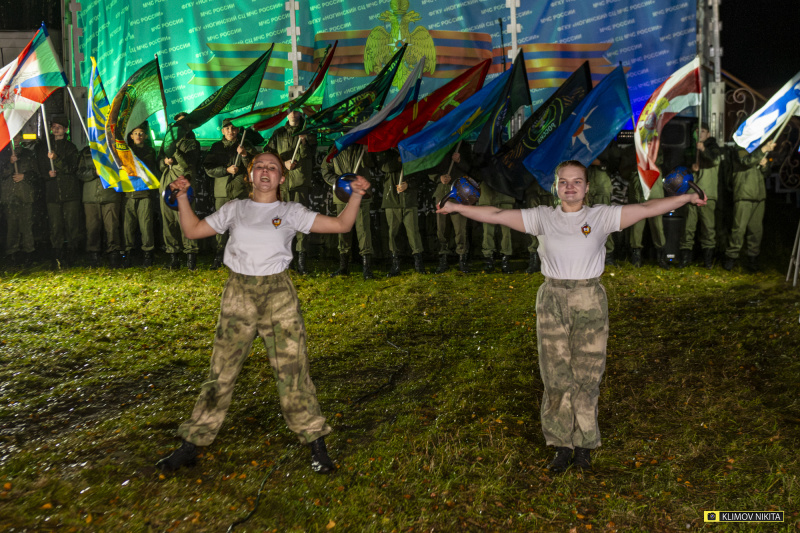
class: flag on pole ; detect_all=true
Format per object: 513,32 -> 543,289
329,57 -> 425,160
523,65 -> 632,192
634,57 -> 701,199
161,45 -> 273,157
483,62 -> 592,200
88,58 -> 158,192
473,50 -> 532,158
361,58 -> 491,154
398,68 -> 512,175
733,69 -> 800,153
299,44 -> 406,141
0,23 -> 67,151
231,41 -> 337,131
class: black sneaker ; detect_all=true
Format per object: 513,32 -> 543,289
547,447 -> 573,473
156,440 -> 198,472
573,447 -> 592,469
309,437 -> 335,474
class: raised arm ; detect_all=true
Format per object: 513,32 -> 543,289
172,178 -> 218,239
310,175 -> 370,234
436,202 -> 526,233
619,192 -> 706,230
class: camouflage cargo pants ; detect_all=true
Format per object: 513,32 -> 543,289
177,271 -> 332,446
536,277 -> 608,449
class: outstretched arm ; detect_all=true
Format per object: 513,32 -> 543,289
173,178 -> 217,239
436,202 -> 526,233
620,193 -> 706,230
310,175 -> 371,234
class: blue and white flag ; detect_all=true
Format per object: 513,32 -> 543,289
523,65 -> 632,192
734,70 -> 800,153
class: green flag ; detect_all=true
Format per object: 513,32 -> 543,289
300,44 -> 406,142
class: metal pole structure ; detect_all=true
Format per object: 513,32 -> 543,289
506,0 -> 524,135
787,218 -> 800,286
40,107 -> 55,173
286,0 -> 304,99
66,86 -> 90,139
708,0 -> 725,140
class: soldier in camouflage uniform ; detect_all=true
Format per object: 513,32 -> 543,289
123,125 -> 157,268
723,141 -> 775,271
436,160 -> 708,472
204,118 -> 257,269
378,148 -> 425,276
627,167 -> 667,268
431,148 -> 470,273
523,180 -> 554,274
78,146 -> 122,267
156,151 -> 371,475
1,134 -> 38,265
159,114 -> 201,270
267,108 -> 317,274
36,115 -> 81,267
322,144 -> 375,279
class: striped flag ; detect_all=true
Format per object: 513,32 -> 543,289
733,70 -> 800,153
635,57 -> 700,199
0,23 -> 67,151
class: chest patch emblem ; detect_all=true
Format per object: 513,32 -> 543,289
272,217 -> 282,229
581,223 -> 591,238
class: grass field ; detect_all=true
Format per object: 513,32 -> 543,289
0,258 -> 798,532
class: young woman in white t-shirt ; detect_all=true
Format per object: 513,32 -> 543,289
437,160 -> 707,473
156,150 -> 370,475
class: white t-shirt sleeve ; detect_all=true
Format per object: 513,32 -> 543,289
521,206 -> 545,236
289,203 -> 318,234
204,202 -> 234,234
597,205 -> 623,234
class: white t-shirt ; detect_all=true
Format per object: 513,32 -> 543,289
521,204 -> 622,280
205,199 -> 317,276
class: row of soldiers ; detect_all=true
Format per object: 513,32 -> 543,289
0,113 -> 775,275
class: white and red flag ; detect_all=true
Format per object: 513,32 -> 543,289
0,23 -> 67,151
634,57 -> 701,199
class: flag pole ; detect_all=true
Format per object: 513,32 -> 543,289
696,55 -> 703,169
235,126 -> 248,167
289,136 -> 302,166
447,139 -> 463,175
66,86 -> 90,139
40,106 -> 55,173
11,138 -> 19,174
397,167 -> 404,187
353,145 -> 366,173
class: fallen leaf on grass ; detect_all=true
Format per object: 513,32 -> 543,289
41,503 -> 52,509
326,520 -> 336,529
2,483 -> 9,490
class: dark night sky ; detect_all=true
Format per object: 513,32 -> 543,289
720,0 -> 800,94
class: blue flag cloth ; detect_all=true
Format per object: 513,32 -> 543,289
523,65 -> 632,192
398,68 -> 512,175
734,70 -> 800,153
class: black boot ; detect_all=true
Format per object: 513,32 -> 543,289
657,249 -> 670,269
107,252 -> 121,269
526,251 -> 541,274
458,254 -> 470,273
547,447 -> 573,473
702,248 -> 714,269
331,253 -> 350,277
483,255 -> 495,272
362,254 -> 374,280
156,440 -> 198,472
89,252 -> 102,268
168,253 -> 181,269
745,255 -> 759,272
435,254 -> 448,274
142,251 -> 153,268
572,447 -> 592,470
387,253 -> 401,277
604,250 -> 616,267
211,251 -> 224,269
413,253 -> 426,274
309,437 -> 335,474
186,253 -> 197,271
122,251 -> 133,268
630,248 -> 642,268
723,255 -> 736,271
501,255 -> 513,274
297,252 -> 308,275
678,249 -> 692,268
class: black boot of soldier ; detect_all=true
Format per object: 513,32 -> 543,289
526,251 -> 541,274
362,254 -> 374,280
678,249 -> 692,268
746,254 -> 759,272
168,253 -> 181,269
157,440 -> 198,472
483,255 -> 495,272
657,249 -> 670,269
211,250 -> 224,269
89,252 -> 101,268
297,252 -> 308,275
331,253 -> 350,277
547,447 -> 573,473
387,253 -> 401,277
604,250 -> 616,267
501,255 -> 513,274
413,253 -> 426,274
458,254 -> 470,273
309,437 -> 335,474
107,252 -> 121,269
703,248 -> 714,269
187,253 -> 197,271
572,447 -> 592,470
630,248 -> 642,268
142,251 -> 153,268
435,254 -> 448,274
723,255 -> 736,271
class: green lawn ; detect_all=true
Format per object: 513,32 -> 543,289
0,260 -> 797,531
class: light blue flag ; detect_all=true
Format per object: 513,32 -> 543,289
332,57 -> 425,157
734,70 -> 800,153
523,65 -> 632,192
398,68 -> 512,175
